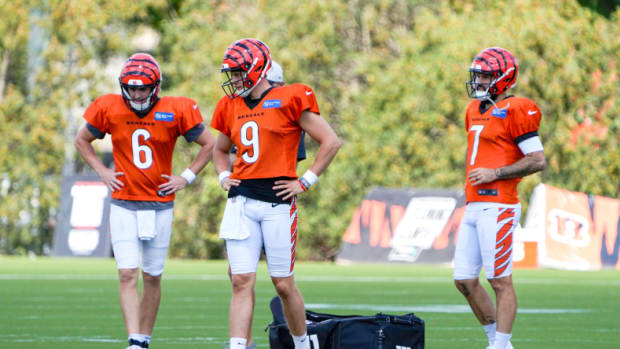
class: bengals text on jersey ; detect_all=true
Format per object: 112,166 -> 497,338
464,96 -> 542,204
83,94 -> 204,202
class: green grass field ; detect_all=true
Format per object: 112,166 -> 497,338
0,256 -> 618,348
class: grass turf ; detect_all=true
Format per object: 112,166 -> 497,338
0,256 -> 618,348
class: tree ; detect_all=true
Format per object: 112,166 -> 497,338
0,0 -> 166,254
2,0 -> 618,259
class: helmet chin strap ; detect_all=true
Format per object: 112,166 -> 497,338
237,57 -> 270,98
484,95 -> 499,109
237,84 -> 256,98
474,88 -> 501,109
121,85 -> 158,115
130,97 -> 151,111
478,67 -> 515,106
474,89 -> 489,100
473,81 -> 507,109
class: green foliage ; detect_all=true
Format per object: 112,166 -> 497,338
578,0 -> 620,17
0,0 -> 165,254
1,0 -> 618,259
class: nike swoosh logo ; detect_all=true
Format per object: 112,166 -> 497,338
305,90 -> 313,95
528,110 -> 537,115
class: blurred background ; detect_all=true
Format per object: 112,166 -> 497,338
1,0 -> 618,264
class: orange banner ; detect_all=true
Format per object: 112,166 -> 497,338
540,184 -> 620,270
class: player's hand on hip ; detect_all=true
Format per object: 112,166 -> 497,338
221,177 -> 240,191
468,167 -> 497,186
159,174 -> 187,195
273,179 -> 304,201
99,168 -> 124,192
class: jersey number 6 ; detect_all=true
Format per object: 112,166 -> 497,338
132,129 -> 154,169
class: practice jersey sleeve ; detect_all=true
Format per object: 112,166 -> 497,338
508,98 -> 542,143
83,94 -> 113,135
173,97 -> 204,141
288,83 -> 320,121
210,96 -> 232,137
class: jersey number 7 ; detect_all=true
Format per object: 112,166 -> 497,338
469,125 -> 484,166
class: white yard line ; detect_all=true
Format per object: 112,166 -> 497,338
2,335 -> 223,344
0,273 -> 618,286
304,303 -> 592,314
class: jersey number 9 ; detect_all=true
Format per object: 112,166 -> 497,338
240,121 -> 259,163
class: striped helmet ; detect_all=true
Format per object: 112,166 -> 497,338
118,53 -> 162,115
466,47 -> 518,100
220,38 -> 271,98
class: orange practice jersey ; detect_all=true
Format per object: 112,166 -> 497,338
211,84 -> 319,179
83,94 -> 204,202
465,96 -> 542,204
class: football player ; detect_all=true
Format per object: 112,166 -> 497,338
454,47 -> 546,349
224,60 -> 305,349
74,53 -> 215,349
211,38 -> 342,349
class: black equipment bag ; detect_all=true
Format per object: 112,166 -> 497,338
267,296 -> 424,349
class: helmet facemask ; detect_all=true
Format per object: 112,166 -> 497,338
120,83 -> 159,115
221,68 -> 261,99
466,70 -> 496,101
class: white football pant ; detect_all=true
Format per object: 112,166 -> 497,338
109,204 -> 173,276
225,196 -> 298,277
453,202 -> 521,280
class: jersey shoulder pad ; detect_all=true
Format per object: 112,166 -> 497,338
284,83 -> 312,95
94,93 -> 123,105
508,96 -> 541,117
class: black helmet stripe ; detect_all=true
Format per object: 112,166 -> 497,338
127,58 -> 159,74
234,42 -> 254,64
128,57 -> 158,66
473,56 -> 493,72
124,63 -> 159,78
223,53 -> 243,68
229,46 -> 245,59
488,48 -> 516,83
222,45 -> 249,71
490,47 -> 516,68
247,40 -> 269,69
121,70 -> 154,78
488,49 -> 506,69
